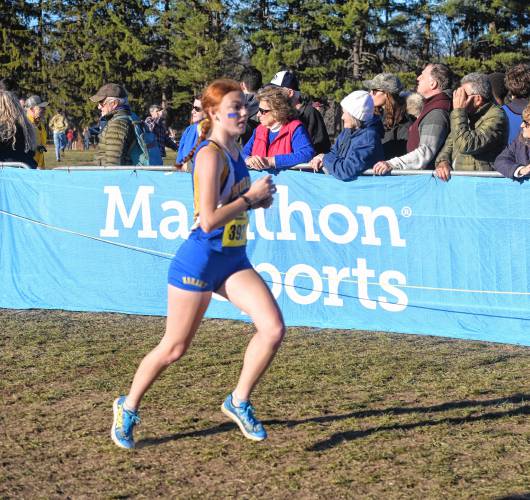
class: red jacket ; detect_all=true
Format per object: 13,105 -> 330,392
251,120 -> 303,156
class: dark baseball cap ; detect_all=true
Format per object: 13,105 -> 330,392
270,70 -> 299,91
89,83 -> 128,102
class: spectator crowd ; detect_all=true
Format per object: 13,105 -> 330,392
1,62 -> 530,182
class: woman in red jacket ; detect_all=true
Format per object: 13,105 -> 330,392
242,86 -> 314,171
66,128 -> 74,150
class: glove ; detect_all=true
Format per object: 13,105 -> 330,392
37,145 -> 48,153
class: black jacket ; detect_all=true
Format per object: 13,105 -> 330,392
0,125 -> 37,168
298,103 -> 331,154
241,94 -> 260,145
381,115 -> 414,160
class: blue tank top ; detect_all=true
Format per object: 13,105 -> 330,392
189,140 -> 251,252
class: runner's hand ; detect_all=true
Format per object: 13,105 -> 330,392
246,174 -> 276,204
253,195 -> 274,209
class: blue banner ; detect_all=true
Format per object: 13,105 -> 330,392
1,168 -> 530,345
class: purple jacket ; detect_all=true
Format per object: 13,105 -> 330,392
493,134 -> 530,180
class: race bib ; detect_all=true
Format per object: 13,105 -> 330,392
222,212 -> 249,247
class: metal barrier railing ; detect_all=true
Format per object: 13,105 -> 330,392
366,169 -> 503,177
0,161 -> 504,177
0,162 -> 31,169
53,165 -> 176,171
51,164 -> 505,178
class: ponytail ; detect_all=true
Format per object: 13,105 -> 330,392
174,118 -> 211,170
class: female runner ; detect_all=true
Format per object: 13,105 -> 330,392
111,79 -> 285,449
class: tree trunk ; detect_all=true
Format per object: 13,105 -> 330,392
352,32 -> 364,81
161,0 -> 170,108
422,11 -> 431,61
37,0 -> 44,88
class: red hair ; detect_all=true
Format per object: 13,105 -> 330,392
175,79 -> 241,169
201,79 -> 241,117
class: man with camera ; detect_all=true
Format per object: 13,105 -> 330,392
434,72 -> 507,180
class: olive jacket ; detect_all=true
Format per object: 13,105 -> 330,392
95,107 -> 136,166
435,103 -> 507,171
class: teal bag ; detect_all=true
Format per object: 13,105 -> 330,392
115,113 -> 163,166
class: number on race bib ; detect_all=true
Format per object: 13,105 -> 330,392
222,212 -> 249,247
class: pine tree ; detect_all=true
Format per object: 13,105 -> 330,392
0,0 -> 44,95
157,0 -> 240,129
170,0 -> 237,95
3,0 -> 529,135
44,0 -> 152,126
144,0 -> 179,109
235,0 -> 416,100
439,0 -> 530,59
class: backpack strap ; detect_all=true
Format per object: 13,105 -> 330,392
113,113 -> 147,161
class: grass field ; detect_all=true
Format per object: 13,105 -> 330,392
2,308 -> 529,498
43,146 -> 177,169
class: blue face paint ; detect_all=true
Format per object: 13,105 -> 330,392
227,112 -> 238,118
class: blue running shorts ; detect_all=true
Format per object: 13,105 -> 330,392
168,238 -> 253,292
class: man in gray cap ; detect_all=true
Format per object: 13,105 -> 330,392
26,95 -> 48,169
89,83 -> 136,166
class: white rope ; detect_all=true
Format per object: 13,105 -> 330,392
0,209 -> 174,259
1,208 -> 528,297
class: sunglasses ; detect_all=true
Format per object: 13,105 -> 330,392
192,105 -> 202,112
258,107 -> 271,115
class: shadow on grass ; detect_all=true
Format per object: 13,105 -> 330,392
273,392 -> 530,427
136,393 -> 529,449
306,394 -> 530,451
136,422 -> 237,448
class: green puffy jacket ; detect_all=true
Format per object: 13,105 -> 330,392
435,103 -> 507,171
95,109 -> 136,166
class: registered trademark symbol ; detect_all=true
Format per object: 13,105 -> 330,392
401,206 -> 412,217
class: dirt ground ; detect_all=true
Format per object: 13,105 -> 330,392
1,309 -> 529,498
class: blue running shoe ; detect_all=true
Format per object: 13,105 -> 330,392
111,396 -> 140,449
221,394 -> 267,441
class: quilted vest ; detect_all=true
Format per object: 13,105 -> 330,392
251,120 -> 303,157
406,92 -> 452,153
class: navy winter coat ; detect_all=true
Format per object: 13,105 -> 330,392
493,134 -> 530,180
322,116 -> 385,181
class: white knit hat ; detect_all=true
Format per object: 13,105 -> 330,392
340,90 -> 374,121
